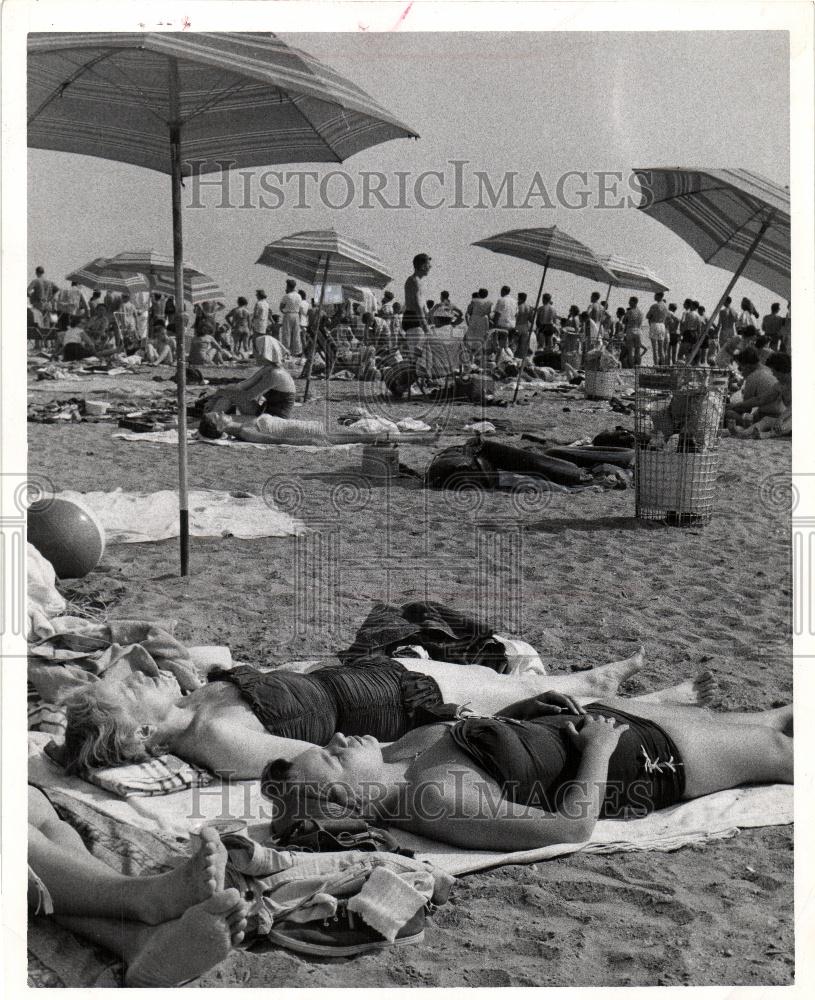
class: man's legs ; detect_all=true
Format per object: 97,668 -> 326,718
583,697 -> 793,798
28,787 -> 227,924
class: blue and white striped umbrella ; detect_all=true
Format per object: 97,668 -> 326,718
632,168 -> 790,299
256,229 -> 392,289
599,254 -> 669,294
473,226 -> 618,284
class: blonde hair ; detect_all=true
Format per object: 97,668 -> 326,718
61,685 -> 154,774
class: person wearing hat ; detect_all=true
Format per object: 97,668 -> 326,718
203,334 -> 295,418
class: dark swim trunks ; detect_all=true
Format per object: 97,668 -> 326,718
450,702 -> 685,818
209,656 -> 445,745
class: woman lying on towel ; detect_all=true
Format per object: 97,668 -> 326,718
60,650 -> 645,779
28,786 -> 247,986
262,689 -> 793,852
203,335 -> 296,418
198,411 -> 329,444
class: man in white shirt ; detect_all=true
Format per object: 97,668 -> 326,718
493,285 -> 517,333
279,279 -> 302,355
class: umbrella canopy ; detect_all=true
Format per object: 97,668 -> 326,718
257,229 -> 392,403
632,167 -> 790,299
28,32 -> 419,174
472,226 -> 618,284
29,32 -> 416,575
69,252 -> 224,304
599,254 -> 669,294
65,258 -> 150,296
256,229 -> 393,289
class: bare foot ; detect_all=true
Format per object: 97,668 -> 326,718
138,827 -> 228,925
635,670 -> 719,707
571,646 -> 645,696
125,889 -> 247,987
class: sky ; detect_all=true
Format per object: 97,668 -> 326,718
27,31 -> 790,315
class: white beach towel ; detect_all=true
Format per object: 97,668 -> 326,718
112,429 -> 362,453
56,488 -> 307,543
27,735 -> 792,877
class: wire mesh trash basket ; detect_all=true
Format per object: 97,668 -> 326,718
584,370 -> 620,400
634,367 -> 728,525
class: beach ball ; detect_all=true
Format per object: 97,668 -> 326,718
27,498 -> 105,579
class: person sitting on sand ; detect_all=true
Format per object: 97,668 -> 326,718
28,786 -> 247,987
264,685 -> 792,852
203,335 -> 295,418
60,649 -> 647,780
188,326 -> 230,367
725,347 -> 781,429
728,353 -> 791,439
58,317 -> 97,362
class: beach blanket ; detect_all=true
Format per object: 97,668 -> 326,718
55,488 -> 307,542
113,428 -> 363,453
28,734 -> 793,876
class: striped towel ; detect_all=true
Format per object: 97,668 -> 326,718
88,755 -> 214,797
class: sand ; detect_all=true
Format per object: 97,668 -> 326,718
27,363 -> 793,987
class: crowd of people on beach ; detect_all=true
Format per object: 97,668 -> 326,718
27,257 -> 792,439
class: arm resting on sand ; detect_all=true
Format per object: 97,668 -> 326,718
399,745 -> 614,851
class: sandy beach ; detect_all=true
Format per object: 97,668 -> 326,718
27,363 -> 793,987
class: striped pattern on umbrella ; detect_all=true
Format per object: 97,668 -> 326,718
599,255 -> 669,293
28,33 -> 418,176
473,227 -> 617,284
632,168 -> 790,298
150,272 -> 225,305
66,258 -> 150,295
256,229 -> 392,288
107,251 -> 224,303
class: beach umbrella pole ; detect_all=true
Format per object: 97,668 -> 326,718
512,262 -> 548,404
169,59 -> 190,575
687,214 -> 773,365
303,255 -> 331,404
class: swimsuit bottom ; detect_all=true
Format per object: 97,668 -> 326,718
210,657 -> 445,745
451,701 -> 686,818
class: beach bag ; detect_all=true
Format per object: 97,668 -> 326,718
268,789 -> 411,855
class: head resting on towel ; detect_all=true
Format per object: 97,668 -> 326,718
199,412 -> 227,440
61,671 -> 181,773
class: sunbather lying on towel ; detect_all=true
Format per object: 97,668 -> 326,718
198,411 -> 329,445
61,649 -> 645,779
28,786 -> 247,986
263,686 -> 792,852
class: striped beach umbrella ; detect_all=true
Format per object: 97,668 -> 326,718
257,230 -> 392,289
29,32 -> 416,574
106,251 -> 224,304
473,226 -> 616,402
66,258 -> 150,296
599,254 -> 669,294
632,168 -> 790,360
257,229 -> 392,402
473,226 -> 618,284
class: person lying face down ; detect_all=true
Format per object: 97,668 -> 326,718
265,691 -> 793,853
60,650 -> 646,781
